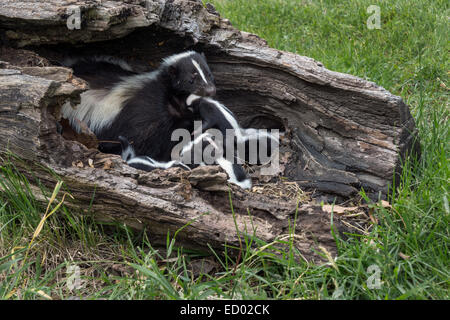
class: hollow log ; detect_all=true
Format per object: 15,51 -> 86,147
0,0 -> 419,261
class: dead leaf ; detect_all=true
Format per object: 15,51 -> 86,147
88,158 -> 94,168
72,160 -> 84,168
322,204 -> 359,215
103,159 -> 113,170
35,290 -> 52,300
437,77 -> 448,90
380,200 -> 391,209
398,252 -> 410,260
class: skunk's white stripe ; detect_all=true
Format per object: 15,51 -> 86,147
149,159 -> 190,170
186,96 -> 248,142
121,143 -> 136,161
241,128 -> 278,143
216,157 -> 252,189
203,98 -> 245,141
203,136 -> 219,150
62,72 -> 158,134
180,132 -> 214,156
162,51 -> 196,66
192,59 -> 208,84
127,157 -> 154,166
127,156 -> 190,171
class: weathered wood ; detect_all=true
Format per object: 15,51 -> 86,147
0,0 -> 419,260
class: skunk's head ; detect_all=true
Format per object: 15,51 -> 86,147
163,51 -> 216,97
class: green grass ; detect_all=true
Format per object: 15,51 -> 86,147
1,0 -> 449,299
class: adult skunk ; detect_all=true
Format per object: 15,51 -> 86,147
62,51 -> 216,160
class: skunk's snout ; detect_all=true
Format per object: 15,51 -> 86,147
205,85 -> 216,96
196,85 -> 216,97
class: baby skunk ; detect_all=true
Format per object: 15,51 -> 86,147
119,134 -> 251,189
186,94 -> 244,141
186,94 -> 278,165
119,136 -> 190,171
179,133 -> 252,189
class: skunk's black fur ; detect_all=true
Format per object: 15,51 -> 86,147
63,56 -> 137,90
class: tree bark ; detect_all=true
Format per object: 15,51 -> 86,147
0,0 -> 419,261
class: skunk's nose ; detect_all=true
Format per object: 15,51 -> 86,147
204,86 -> 216,96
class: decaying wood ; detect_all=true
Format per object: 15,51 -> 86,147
0,0 -> 419,260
